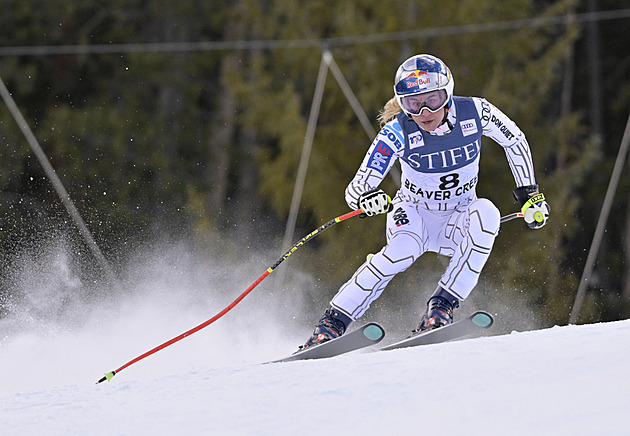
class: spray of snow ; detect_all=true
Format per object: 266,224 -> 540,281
0,235 -> 317,393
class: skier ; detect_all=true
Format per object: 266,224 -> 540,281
302,54 -> 550,349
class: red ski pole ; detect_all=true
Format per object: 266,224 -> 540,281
96,208 -> 364,383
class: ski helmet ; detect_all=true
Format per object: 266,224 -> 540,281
393,54 -> 454,117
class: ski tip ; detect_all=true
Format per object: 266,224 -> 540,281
96,371 -> 116,384
362,323 -> 385,342
471,311 -> 494,329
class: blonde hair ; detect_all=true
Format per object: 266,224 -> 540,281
377,96 -> 402,127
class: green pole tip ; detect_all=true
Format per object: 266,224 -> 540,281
96,371 -> 116,384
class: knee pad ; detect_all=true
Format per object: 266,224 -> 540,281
374,231 -> 424,273
469,198 -> 500,236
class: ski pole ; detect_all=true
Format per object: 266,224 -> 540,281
96,208 -> 364,384
500,212 -> 524,223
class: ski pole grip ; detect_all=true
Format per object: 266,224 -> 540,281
520,193 -> 545,214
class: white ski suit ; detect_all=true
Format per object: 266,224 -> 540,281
331,96 -> 536,320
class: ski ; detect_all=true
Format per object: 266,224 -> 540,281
270,322 -> 385,363
380,310 -> 494,351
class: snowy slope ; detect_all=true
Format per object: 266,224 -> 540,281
1,244 -> 629,435
3,315 -> 629,435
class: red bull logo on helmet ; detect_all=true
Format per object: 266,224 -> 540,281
404,70 -> 431,89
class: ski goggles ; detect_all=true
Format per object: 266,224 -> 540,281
399,89 -> 448,115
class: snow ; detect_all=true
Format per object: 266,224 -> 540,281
2,244 -> 629,435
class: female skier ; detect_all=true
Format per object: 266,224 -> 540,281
302,54 -> 550,348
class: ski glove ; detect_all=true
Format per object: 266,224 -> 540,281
358,188 -> 393,217
513,184 -> 550,229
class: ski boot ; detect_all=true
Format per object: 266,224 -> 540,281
414,287 -> 460,333
301,307 -> 352,349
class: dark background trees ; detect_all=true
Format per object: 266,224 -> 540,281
1,0 -> 628,328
